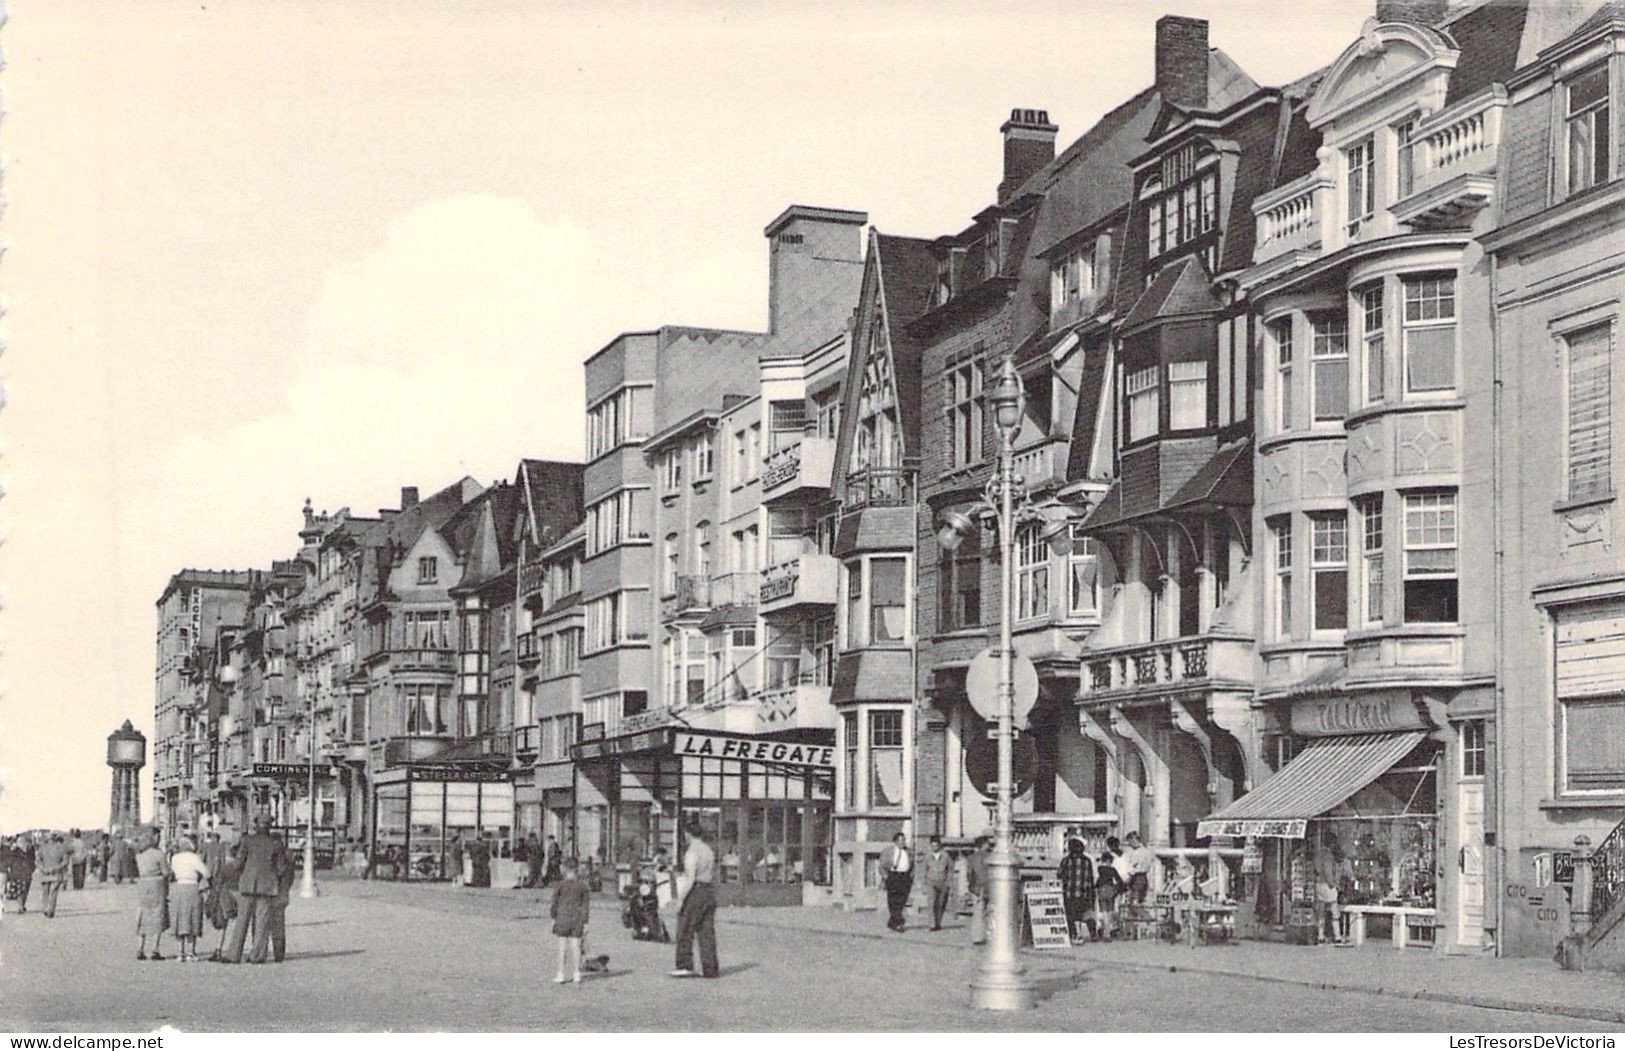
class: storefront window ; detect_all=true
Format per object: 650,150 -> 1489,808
842,712 -> 858,809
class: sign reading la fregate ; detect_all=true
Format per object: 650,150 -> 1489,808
1289,692 -> 1431,737
674,731 -> 834,770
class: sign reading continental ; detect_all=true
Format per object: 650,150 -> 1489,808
1289,692 -> 1431,737
673,731 -> 833,770
252,762 -> 329,779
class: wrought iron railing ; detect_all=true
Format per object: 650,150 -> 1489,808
1590,816 -> 1625,924
844,467 -> 913,509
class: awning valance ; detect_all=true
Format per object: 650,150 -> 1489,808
1196,730 -> 1426,839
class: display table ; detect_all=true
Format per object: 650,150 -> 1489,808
1342,904 -> 1436,948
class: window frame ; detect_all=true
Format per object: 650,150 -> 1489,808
1015,522 -> 1051,622
945,357 -> 985,468
1401,274 -> 1457,396
1346,135 -> 1375,234
1565,62 -> 1612,197
1564,321 -> 1614,503
1356,494 -> 1385,627
1270,317 -> 1295,434
866,708 -> 908,812
1401,490 -> 1459,624
1167,360 -> 1209,432
1126,365 -> 1160,444
1309,512 -> 1349,634
937,541 -> 982,633
1311,312 -> 1350,423
1067,527 -> 1101,617
1360,283 -> 1386,405
1271,515 -> 1293,640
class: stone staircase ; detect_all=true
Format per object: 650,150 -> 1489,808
1576,816 -> 1625,971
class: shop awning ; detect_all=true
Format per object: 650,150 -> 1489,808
1196,730 -> 1426,839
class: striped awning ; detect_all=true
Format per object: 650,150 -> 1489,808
1196,730 -> 1426,839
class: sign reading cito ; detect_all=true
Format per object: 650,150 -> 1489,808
1289,692 -> 1431,737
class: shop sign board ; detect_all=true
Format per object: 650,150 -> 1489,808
407,765 -> 509,783
252,762 -> 329,780
1533,852 -> 1552,888
1196,818 -> 1307,839
1553,851 -> 1575,885
673,731 -> 834,770
1289,692 -> 1432,737
1022,881 -> 1072,949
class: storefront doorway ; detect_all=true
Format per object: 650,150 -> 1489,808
371,764 -> 513,880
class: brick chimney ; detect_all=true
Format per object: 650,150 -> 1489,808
400,486 -> 419,510
1375,0 -> 1447,24
1155,15 -> 1209,112
999,108 -> 1058,204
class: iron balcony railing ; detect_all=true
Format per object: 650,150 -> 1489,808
1589,816 -> 1625,925
844,466 -> 914,509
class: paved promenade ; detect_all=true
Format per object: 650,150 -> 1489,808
1,878 -> 1618,1031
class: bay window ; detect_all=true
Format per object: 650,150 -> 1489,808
586,385 -> 652,460
1565,322 -> 1613,502
1068,526 -> 1100,616
1566,64 -> 1611,195
1144,147 -> 1219,259
1310,512 -> 1349,632
1402,491 -> 1458,623
1402,274 -> 1456,394
868,710 -> 906,809
1126,366 -> 1159,443
1311,313 -> 1349,421
1168,360 -> 1208,430
1016,523 -> 1050,621
1271,516 -> 1293,639
1357,494 -> 1384,626
870,558 -> 908,644
1270,318 -> 1295,433
584,594 -> 621,652
1360,284 -> 1385,403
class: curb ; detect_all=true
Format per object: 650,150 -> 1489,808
713,914 -> 1625,1026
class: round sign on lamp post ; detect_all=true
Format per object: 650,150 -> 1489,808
965,647 -> 1039,726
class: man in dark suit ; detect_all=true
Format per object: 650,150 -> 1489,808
879,832 -> 914,933
266,844 -> 297,963
222,814 -> 288,964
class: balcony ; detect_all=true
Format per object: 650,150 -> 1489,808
762,438 -> 835,505
513,724 -> 540,756
844,466 -> 914,510
1079,633 -> 1254,700
759,553 -> 839,614
709,572 -> 759,611
1391,89 -> 1503,229
604,703 -> 679,738
1012,439 -> 1066,491
752,681 -> 835,733
516,629 -> 540,665
661,575 -> 711,622
387,648 -> 457,674
1251,171 -> 1332,267
519,561 -> 546,600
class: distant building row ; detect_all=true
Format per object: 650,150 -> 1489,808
156,0 -> 1625,962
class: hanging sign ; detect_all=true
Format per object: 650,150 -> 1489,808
1289,692 -> 1432,737
1022,881 -> 1072,949
1553,851 -> 1575,885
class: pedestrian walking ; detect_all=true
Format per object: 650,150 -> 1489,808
469,836 -> 491,888
119,836 -> 137,885
35,833 -> 71,919
922,836 -> 955,931
967,836 -> 991,945
1095,840 -> 1124,940
93,834 -> 108,883
879,832 -> 913,933
68,830 -> 88,890
221,813 -> 288,964
134,829 -> 172,959
1057,837 -> 1097,942
168,836 -> 210,962
669,818 -> 719,979
449,833 -> 465,885
7,837 -> 36,914
551,858 -> 592,984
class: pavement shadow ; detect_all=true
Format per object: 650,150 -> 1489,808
1031,969 -> 1089,1003
288,919 -> 338,928
716,963 -> 757,978
284,949 -> 366,961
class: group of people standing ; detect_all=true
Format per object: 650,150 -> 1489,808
2,829 -> 150,917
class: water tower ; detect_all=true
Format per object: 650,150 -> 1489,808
107,720 -> 147,831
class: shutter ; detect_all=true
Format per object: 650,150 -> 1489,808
1567,323 -> 1613,500
1556,600 -> 1625,699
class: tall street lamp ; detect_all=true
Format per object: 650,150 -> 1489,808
299,680 -> 320,899
940,356 -> 1039,1011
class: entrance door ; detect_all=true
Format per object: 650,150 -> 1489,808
1456,779 -> 1485,948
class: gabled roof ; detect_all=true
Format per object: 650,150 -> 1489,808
1146,48 -> 1264,140
1121,256 -> 1221,332
518,459 -> 584,549
440,482 -> 524,591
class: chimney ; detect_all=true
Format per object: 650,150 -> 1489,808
400,486 -> 419,510
1375,0 -> 1447,24
999,108 -> 1058,204
1155,15 -> 1209,112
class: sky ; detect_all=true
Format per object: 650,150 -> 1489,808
0,0 -> 1371,832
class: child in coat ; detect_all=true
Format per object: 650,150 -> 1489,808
551,858 -> 591,984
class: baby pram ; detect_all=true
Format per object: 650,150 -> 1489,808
620,866 -> 670,942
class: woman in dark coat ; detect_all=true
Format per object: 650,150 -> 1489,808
468,836 -> 491,888
6,838 -> 35,913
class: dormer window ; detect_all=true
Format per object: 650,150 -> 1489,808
1144,148 -> 1219,260
1566,64 -> 1611,195
1126,366 -> 1159,443
1050,243 -> 1098,319
1346,136 -> 1375,235
933,258 -> 953,306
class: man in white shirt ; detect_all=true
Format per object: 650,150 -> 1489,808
879,832 -> 914,933
670,819 -> 720,979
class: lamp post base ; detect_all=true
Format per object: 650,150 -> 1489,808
297,878 -> 320,900
969,969 -> 1038,1011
